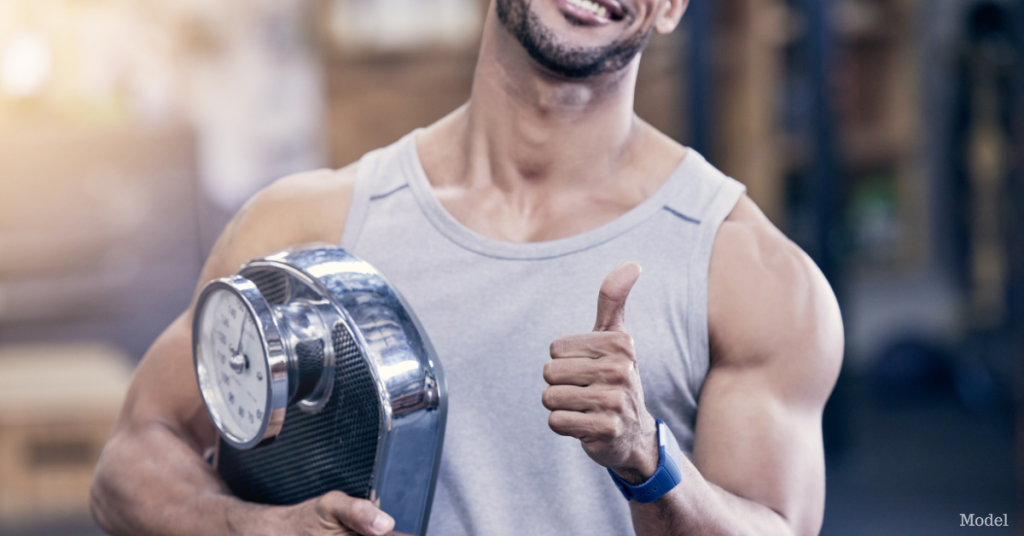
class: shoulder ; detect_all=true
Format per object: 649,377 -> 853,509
707,195 -> 843,403
194,163 -> 359,300
231,164 -> 357,245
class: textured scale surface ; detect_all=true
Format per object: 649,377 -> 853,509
217,322 -> 382,504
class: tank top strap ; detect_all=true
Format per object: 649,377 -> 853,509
341,131 -> 421,251
662,149 -> 746,226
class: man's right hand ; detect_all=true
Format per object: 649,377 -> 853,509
272,492 -> 396,536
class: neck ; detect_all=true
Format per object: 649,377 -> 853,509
417,3 -> 686,242
434,3 -> 644,193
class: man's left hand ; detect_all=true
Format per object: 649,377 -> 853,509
542,261 -> 660,485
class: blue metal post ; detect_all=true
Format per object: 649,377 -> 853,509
687,0 -> 714,161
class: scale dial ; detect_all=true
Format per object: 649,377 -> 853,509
194,278 -> 283,449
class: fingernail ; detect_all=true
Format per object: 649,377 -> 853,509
372,513 -> 392,534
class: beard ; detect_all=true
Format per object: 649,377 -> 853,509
495,0 -> 652,79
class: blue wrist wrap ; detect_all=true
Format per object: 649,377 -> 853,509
607,419 -> 683,503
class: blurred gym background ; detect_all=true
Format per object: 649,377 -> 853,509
0,0 -> 1019,534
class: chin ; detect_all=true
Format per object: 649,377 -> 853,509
497,0 -> 649,79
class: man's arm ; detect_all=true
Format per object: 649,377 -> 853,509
543,195 -> 843,535
90,165 -> 397,536
627,196 -> 843,535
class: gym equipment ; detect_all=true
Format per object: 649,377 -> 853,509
192,245 -> 446,536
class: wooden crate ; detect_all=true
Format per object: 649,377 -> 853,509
0,342 -> 132,527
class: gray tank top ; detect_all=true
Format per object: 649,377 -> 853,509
340,130 -> 745,536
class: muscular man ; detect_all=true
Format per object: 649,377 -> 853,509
91,0 -> 843,534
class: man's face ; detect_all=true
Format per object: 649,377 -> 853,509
496,0 -> 655,79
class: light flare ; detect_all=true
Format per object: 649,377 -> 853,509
0,31 -> 52,97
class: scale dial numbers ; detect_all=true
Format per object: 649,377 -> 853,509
196,288 -> 270,446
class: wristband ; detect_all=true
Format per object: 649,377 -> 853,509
607,418 -> 682,503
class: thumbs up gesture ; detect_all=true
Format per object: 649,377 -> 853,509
542,262 -> 660,484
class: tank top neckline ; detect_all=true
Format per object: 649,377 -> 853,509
396,129 -> 699,261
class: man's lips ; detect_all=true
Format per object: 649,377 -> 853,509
557,0 -> 627,23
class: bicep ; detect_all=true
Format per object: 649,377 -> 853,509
697,206 -> 843,535
692,365 -> 827,535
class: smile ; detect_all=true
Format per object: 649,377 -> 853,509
560,0 -> 627,22
567,0 -> 609,18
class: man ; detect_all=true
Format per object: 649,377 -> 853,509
91,0 -> 843,534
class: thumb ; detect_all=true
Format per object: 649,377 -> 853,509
316,491 -> 395,536
593,262 -> 642,332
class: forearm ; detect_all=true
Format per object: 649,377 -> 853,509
628,458 -> 793,536
91,420 -> 267,536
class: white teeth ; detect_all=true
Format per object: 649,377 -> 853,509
567,0 -> 608,17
